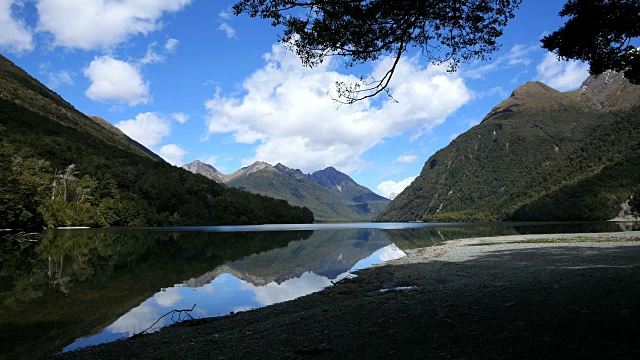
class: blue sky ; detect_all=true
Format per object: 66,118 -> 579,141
0,0 -> 591,198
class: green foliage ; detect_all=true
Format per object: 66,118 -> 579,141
0,98 -> 313,228
377,88 -> 640,222
542,0 -> 640,84
422,211 -> 498,222
511,109 -> 640,220
233,0 -> 521,103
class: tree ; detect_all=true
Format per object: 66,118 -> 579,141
233,0 -> 521,103
541,0 -> 640,85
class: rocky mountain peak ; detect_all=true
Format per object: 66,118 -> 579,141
570,70 -> 640,111
182,160 -> 225,183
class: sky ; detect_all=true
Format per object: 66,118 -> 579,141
0,0 -> 591,198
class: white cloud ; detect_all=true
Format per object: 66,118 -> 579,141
108,301 -> 162,336
35,0 -> 191,50
116,112 -> 171,149
154,288 -> 183,308
140,42 -> 164,65
0,0 -> 34,53
158,144 -> 187,165
164,38 -> 178,53
39,64 -> 74,89
205,43 -> 471,174
536,52 -> 590,91
394,154 -> 418,163
376,244 -> 407,262
84,55 -> 150,105
48,70 -> 73,88
246,271 -> 332,306
171,112 -> 189,124
463,43 -> 539,80
203,155 -> 218,166
376,176 -> 417,199
219,9 -> 231,19
218,22 -> 236,39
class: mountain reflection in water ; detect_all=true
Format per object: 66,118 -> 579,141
64,230 -> 405,352
1,221 -> 637,359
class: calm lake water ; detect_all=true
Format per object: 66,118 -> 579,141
1,221 -> 638,359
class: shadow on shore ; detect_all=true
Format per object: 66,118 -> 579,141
51,243 -> 640,360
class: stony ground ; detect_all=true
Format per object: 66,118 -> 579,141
51,232 -> 640,360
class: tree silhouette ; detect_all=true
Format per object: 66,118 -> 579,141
233,0 -> 522,103
542,0 -> 640,85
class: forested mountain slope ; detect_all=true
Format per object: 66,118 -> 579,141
377,72 -> 640,222
184,161 -> 390,221
0,55 -> 313,228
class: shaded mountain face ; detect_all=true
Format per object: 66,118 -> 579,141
183,161 -> 390,221
377,72 -> 640,222
0,54 -> 313,228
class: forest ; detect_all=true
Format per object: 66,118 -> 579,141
0,99 -> 314,229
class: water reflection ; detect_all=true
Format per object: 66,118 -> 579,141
62,232 -> 404,351
1,221 -> 638,359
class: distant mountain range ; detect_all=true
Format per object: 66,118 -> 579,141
183,161 -> 390,221
0,54 -> 313,228
377,71 -> 640,222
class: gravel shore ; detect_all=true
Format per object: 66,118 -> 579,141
52,232 -> 640,360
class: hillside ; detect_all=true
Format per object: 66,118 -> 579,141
183,161 -> 390,221
0,55 -> 313,228
377,72 -> 640,222
306,166 -> 391,217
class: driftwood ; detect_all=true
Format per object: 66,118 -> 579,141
138,304 -> 197,335
4,231 -> 42,243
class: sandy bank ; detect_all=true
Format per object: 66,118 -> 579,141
52,232 -> 640,360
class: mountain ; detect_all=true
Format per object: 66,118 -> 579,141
183,161 -> 390,221
89,116 -> 164,162
307,166 -> 391,216
377,72 -> 640,222
182,160 -> 227,183
0,54 -> 313,228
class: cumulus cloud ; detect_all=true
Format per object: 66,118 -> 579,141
158,144 -> 187,165
394,154 -> 418,163
218,23 -> 236,39
171,112 -> 189,124
84,55 -> 150,105
205,43 -> 471,174
536,52 -> 590,91
0,0 -> 34,53
35,0 -> 191,50
116,112 -> 171,149
376,176 -> 417,199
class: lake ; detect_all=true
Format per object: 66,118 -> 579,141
1,221 -> 638,359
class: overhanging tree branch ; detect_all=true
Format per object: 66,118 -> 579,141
233,0 -> 521,103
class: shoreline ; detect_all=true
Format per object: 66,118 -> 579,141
52,232 -> 640,359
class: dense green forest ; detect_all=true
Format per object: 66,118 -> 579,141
377,76 -> 640,222
0,100 -> 313,229
0,54 -> 313,229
